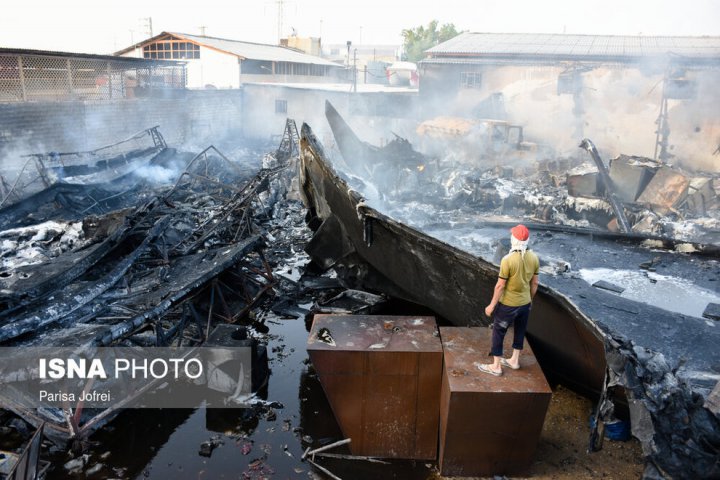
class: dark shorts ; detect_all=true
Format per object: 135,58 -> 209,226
489,302 -> 531,357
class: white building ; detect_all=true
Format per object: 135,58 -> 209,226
115,32 -> 343,89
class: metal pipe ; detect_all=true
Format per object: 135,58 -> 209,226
579,138 -> 631,233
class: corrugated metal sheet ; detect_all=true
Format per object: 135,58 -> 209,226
426,32 -> 720,59
169,32 -> 340,67
1,47 -> 180,66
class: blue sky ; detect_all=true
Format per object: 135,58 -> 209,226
2,0 -> 719,54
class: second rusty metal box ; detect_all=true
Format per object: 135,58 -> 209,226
438,326 -> 552,477
307,314 -> 442,459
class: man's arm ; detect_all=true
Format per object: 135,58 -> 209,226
484,277 -> 507,317
530,274 -> 539,301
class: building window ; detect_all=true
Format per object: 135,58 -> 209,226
143,41 -> 200,60
460,71 -> 482,88
275,99 -> 287,114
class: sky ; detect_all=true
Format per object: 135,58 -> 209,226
1,0 -> 720,55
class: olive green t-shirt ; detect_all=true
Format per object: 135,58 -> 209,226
498,250 -> 539,307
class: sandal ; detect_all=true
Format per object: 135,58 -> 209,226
500,358 -> 520,370
475,362 -> 502,377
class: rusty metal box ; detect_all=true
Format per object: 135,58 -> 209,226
438,327 -> 551,477
608,155 -> 657,202
307,314 -> 442,459
637,166 -> 690,211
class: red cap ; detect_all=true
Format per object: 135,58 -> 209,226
511,224 -> 529,241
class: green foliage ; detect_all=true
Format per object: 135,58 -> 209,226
401,20 -> 460,62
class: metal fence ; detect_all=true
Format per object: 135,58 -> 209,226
0,52 -> 186,102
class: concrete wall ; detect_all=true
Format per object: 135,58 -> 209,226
0,89 -> 243,165
241,84 -> 419,146
238,74 -> 340,85
420,62 -> 720,171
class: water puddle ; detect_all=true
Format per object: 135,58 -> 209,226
578,267 -> 720,320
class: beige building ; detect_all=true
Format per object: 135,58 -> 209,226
280,35 -> 322,57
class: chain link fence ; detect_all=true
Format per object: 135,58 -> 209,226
0,52 -> 185,103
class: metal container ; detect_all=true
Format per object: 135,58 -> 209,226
438,326 -> 552,477
307,314 -> 442,459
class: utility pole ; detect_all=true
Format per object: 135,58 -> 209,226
277,0 -> 285,43
141,17 -> 153,38
654,94 -> 671,163
199,26 -> 207,36
353,48 -> 357,93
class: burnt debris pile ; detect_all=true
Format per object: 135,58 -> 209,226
326,100 -> 719,247
0,144 -> 284,349
0,126 -> 171,220
410,140 -> 717,245
0,120 -> 393,461
0,131 -> 297,443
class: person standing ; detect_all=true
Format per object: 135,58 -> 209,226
477,224 -> 539,376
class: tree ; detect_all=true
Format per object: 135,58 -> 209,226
401,20 -> 460,62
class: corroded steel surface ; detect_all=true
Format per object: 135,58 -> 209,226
438,327 -> 551,477
307,314 -> 442,459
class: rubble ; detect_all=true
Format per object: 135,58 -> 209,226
608,155 -> 658,202
0,135 -> 292,445
637,166 -> 691,213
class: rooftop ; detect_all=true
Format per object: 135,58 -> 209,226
0,47 -> 181,66
115,32 -> 341,67
425,32 -> 720,63
243,82 -> 417,93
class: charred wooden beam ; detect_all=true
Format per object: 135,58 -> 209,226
92,236 -> 261,347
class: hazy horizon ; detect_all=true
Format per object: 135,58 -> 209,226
2,0 -> 719,55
